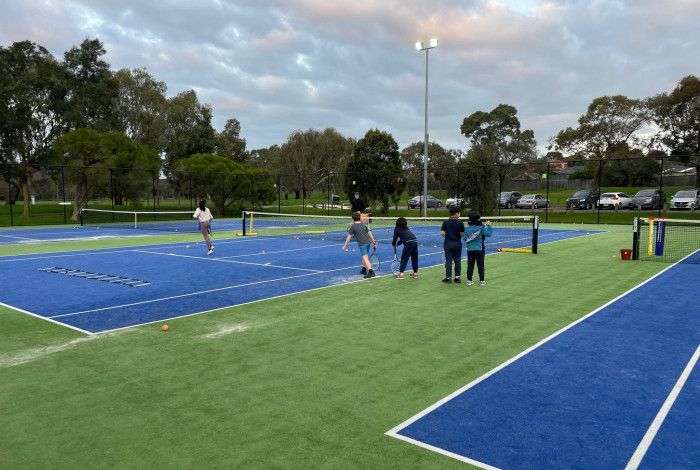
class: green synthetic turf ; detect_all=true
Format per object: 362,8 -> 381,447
0,225 -> 664,469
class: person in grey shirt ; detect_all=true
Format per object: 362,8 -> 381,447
342,211 -> 378,278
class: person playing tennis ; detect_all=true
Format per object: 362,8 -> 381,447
440,206 -> 465,283
391,217 -> 418,279
193,199 -> 214,255
463,210 -> 493,286
342,211 -> 378,278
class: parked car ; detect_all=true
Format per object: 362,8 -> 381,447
566,189 -> 599,210
408,195 -> 442,209
497,191 -> 522,209
669,189 -> 700,210
629,189 -> 665,209
445,196 -> 465,208
515,194 -> 549,209
598,192 -> 631,210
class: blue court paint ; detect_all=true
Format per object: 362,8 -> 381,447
0,227 -> 599,333
392,260 -> 700,469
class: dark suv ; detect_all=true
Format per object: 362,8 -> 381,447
566,190 -> 599,209
629,189 -> 665,210
497,191 -> 522,209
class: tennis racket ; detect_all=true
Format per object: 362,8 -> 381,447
369,245 -> 380,270
391,246 -> 400,276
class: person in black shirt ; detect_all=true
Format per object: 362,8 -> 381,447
351,192 -> 365,213
440,206 -> 465,283
391,217 -> 419,279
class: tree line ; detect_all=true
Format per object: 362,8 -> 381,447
2,38 -> 698,217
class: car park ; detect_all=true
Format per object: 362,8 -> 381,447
497,191 -> 522,209
565,189 -> 599,209
598,192 -> 631,210
669,189 -> 700,210
408,195 -> 442,209
629,189 -> 665,209
515,194 -> 549,209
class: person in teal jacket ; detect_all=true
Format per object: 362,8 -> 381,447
463,210 -> 492,286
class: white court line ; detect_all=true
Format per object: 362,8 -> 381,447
49,263 -> 362,319
385,249 -> 698,469
0,234 -> 42,242
133,250 -> 322,273
0,301 -> 93,335
625,344 -> 700,470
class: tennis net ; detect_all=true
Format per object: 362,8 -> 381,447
632,217 -> 700,264
242,211 -> 539,253
81,209 -> 200,232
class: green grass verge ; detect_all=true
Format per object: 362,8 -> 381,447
0,225 -> 665,468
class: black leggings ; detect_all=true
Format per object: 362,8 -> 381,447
399,241 -> 418,273
467,250 -> 485,281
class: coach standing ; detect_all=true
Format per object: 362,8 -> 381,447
351,192 -> 366,214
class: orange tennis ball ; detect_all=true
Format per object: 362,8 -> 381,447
161,324 -> 169,331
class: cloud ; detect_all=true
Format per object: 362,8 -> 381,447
1,0 -> 698,152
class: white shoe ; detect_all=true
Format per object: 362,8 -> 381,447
208,249 -> 213,255
466,280 -> 473,286
479,281 -> 485,286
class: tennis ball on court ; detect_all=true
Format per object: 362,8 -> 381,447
261,250 -> 266,254
186,245 -> 190,248
612,255 -> 617,259
161,325 -> 169,331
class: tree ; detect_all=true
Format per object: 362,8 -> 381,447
63,39 -> 118,132
113,68 -> 168,153
52,129 -> 161,219
215,118 -> 247,163
0,40 -> 69,218
461,104 -> 537,188
163,90 -> 217,175
647,75 -> 700,185
344,129 -> 403,213
400,141 -> 456,198
174,153 -> 274,217
449,144 -> 500,214
273,128 -> 354,199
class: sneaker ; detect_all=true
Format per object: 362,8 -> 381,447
360,267 -> 367,275
466,280 -> 474,286
442,278 -> 452,283
411,272 -> 419,279
396,273 -> 405,280
479,281 -> 485,286
207,249 -> 213,255
364,269 -> 376,279
453,277 -> 461,284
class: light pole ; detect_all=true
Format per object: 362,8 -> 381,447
415,38 -> 438,217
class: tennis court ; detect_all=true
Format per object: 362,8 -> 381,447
0,215 -> 598,333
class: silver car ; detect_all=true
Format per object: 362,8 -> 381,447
515,194 -> 549,209
669,189 -> 700,210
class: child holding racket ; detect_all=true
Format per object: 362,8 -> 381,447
342,211 -> 378,278
440,206 -> 465,283
463,210 -> 492,286
193,199 -> 214,255
391,217 -> 418,279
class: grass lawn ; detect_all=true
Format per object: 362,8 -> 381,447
0,223 -> 666,468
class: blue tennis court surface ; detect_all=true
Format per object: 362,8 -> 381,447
0,225 -> 599,334
388,253 -> 700,469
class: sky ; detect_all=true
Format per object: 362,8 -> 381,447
1,0 -> 699,153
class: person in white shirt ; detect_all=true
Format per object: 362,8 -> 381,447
193,199 -> 214,255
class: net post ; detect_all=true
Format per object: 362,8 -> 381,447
532,216 -> 539,254
632,217 -> 640,260
80,208 -> 84,227
241,211 -> 246,236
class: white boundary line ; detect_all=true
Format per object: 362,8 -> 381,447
624,344 -> 700,470
133,250 -> 322,272
385,249 -> 698,468
0,301 -> 93,335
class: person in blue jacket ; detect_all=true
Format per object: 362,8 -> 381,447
463,210 -> 492,286
391,217 -> 419,279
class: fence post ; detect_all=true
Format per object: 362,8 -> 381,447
327,172 -> 331,215
301,172 -> 305,215
152,170 -> 157,215
221,173 -> 226,218
250,174 -> 255,211
658,153 -> 664,217
61,165 -> 67,224
597,159 -> 602,224
189,173 -> 193,211
498,165 -> 503,216
277,174 -> 281,213
5,166 -> 13,226
545,162 -> 550,222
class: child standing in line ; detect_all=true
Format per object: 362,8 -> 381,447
391,217 -> 419,279
463,210 -> 493,286
193,199 -> 214,255
342,211 -> 378,278
440,206 -> 465,283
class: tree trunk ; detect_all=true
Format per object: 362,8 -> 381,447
21,177 -> 30,218
71,176 -> 88,221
